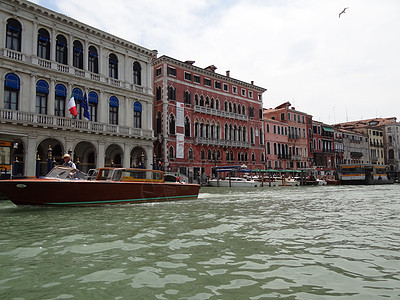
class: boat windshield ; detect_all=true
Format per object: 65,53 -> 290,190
111,169 -> 164,182
46,166 -> 86,180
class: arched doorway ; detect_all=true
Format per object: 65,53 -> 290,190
131,147 -> 147,168
105,144 -> 123,167
37,138 -> 63,176
74,141 -> 96,173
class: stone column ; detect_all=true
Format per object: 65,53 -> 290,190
26,135 -> 37,177
97,141 -> 105,168
48,79 -> 55,115
123,143 -> 131,168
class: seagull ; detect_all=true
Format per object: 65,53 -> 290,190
339,7 -> 349,18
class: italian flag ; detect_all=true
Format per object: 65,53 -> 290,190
67,94 -> 77,117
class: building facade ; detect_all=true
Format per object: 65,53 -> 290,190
311,121 -> 335,171
264,102 -> 312,169
264,118 -> 289,170
152,56 -> 266,181
0,0 -> 156,177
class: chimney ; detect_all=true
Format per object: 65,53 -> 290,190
205,65 -> 217,72
184,60 -> 195,65
251,81 -> 254,85
226,70 -> 230,77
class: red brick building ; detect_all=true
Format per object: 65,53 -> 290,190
152,55 -> 267,181
264,102 -> 312,169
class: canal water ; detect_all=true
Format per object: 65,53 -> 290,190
0,185 -> 399,299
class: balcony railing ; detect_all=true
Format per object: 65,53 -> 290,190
2,49 -> 148,94
195,136 -> 251,148
0,109 -> 152,139
194,105 -> 248,121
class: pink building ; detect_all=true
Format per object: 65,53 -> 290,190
264,118 -> 289,169
153,55 -> 267,181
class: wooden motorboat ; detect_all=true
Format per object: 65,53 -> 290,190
0,166 -> 200,206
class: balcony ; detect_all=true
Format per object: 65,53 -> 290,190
194,105 -> 248,121
291,155 -> 302,161
194,136 -> 251,148
2,50 -> 147,95
0,109 -> 153,139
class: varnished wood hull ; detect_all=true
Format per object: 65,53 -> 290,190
0,179 -> 200,206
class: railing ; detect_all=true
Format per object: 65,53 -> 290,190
194,105 -> 248,121
3,49 -> 149,94
291,155 -> 302,161
195,136 -> 251,148
0,109 -> 153,139
4,49 -> 24,61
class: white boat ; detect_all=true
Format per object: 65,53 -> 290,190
209,177 -> 259,187
316,179 -> 327,186
275,177 -> 300,186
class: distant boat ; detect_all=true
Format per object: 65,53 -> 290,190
0,166 -> 200,206
208,177 -> 259,187
338,164 -> 394,185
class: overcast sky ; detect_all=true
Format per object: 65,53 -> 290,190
33,0 -> 400,124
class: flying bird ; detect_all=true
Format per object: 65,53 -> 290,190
339,7 -> 349,18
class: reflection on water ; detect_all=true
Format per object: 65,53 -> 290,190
1,185 -> 400,299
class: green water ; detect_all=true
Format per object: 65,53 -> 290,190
0,185 -> 399,299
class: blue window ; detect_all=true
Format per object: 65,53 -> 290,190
72,88 -> 83,119
4,73 -> 20,110
134,101 -> 142,128
36,80 -> 49,114
6,18 -> 22,52
56,34 -> 68,65
88,46 -> 98,74
88,91 -> 98,122
37,28 -> 50,60
73,40 -> 83,69
109,54 -> 118,79
55,84 -> 67,117
133,61 -> 141,85
109,96 -> 119,124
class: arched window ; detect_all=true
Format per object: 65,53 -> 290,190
188,148 -> 193,160
243,126 -> 247,142
250,127 -> 254,144
168,86 -> 176,100
169,146 -> 175,159
133,101 -> 142,128
224,124 -> 228,140
72,87 -> 83,119
259,128 -> 264,145
156,111 -> 162,134
37,28 -> 50,60
200,95 -> 204,106
6,18 -> 22,51
73,40 -> 83,69
56,35 -> 68,65
36,80 -> 49,114
210,98 -> 215,109
133,61 -> 142,85
267,142 -> 271,155
195,94 -> 199,106
88,91 -> 98,122
109,53 -> 118,79
224,101 -> 228,111
261,153 -> 265,162
169,114 -> 175,135
185,116 -> 191,137
200,149 -> 205,160
88,46 -> 98,74
184,91 -> 191,105
109,96 -> 119,125
207,149 -> 212,160
55,83 -> 67,116
252,152 -> 256,162
4,73 -> 20,110
156,86 -> 162,101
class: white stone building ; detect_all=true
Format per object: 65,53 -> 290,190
0,0 -> 156,177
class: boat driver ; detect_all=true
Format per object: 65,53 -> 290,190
62,153 -> 76,169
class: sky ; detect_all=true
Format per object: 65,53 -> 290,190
32,0 -> 400,124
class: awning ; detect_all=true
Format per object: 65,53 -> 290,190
322,126 -> 334,132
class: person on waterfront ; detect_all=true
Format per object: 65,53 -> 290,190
62,154 -> 76,169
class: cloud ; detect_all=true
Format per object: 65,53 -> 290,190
37,0 -> 400,123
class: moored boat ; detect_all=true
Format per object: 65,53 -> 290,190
208,177 -> 259,187
0,166 -> 200,206
338,164 -> 394,185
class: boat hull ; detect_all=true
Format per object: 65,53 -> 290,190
0,179 -> 200,206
